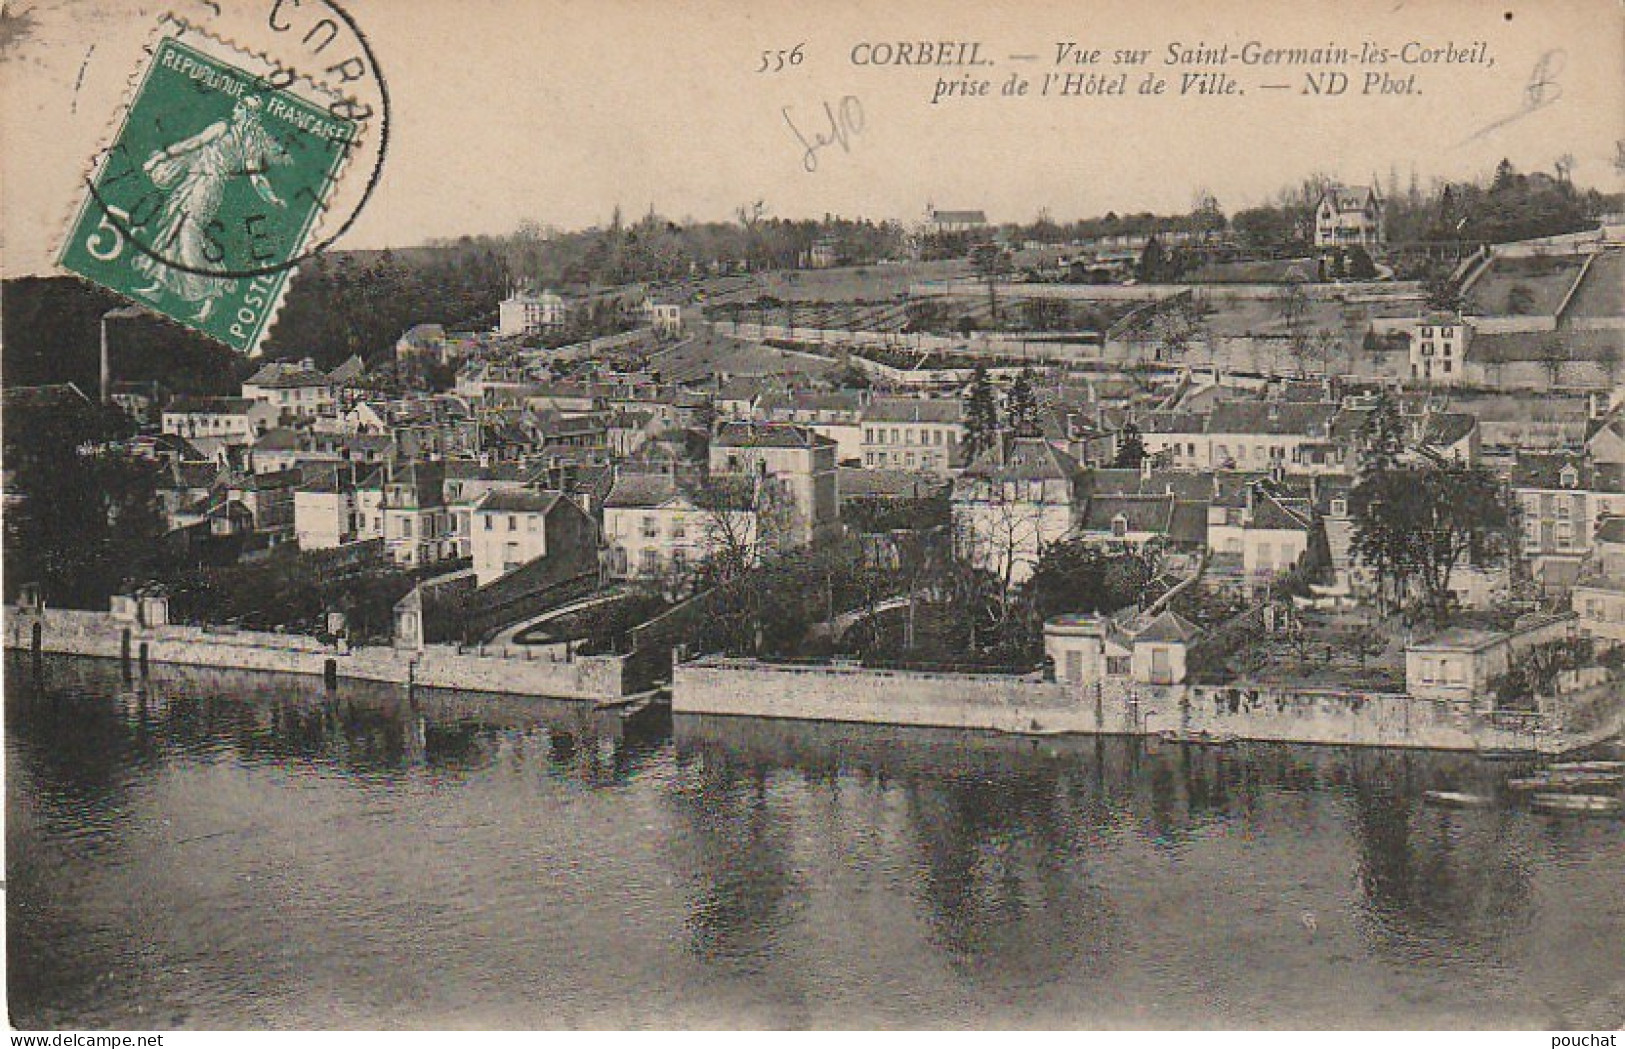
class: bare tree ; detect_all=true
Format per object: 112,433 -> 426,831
952,479 -> 1056,624
1554,153 -> 1575,185
1312,328 -> 1339,379
1274,284 -> 1310,377
1538,334 -> 1567,390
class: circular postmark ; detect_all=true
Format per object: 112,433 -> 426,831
79,0 -> 390,283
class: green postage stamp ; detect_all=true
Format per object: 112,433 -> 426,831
59,34 -> 359,354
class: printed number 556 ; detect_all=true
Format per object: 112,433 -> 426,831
757,43 -> 804,72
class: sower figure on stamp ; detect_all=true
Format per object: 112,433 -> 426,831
132,95 -> 288,321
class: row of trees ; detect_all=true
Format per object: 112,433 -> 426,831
2,393 -> 170,609
677,522 -> 1157,670
998,158 -> 1620,258
499,207 -> 908,290
962,364 -> 1044,462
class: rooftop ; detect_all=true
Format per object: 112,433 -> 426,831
475,489 -> 564,515
713,421 -> 835,449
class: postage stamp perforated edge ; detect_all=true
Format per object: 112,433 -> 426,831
55,14 -> 372,355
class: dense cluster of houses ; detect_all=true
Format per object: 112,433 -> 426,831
47,213 -> 1608,714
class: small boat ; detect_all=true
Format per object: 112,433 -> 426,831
1423,790 -> 1496,809
1159,730 -> 1239,745
1548,761 -> 1625,774
1507,771 -> 1624,792
1476,748 -> 1539,761
1529,793 -> 1624,816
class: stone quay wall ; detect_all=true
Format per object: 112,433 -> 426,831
673,659 -> 1101,735
674,658 -> 1624,752
6,609 -> 626,702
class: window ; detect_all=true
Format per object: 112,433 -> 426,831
528,516 -> 540,532
1111,514 -> 1128,538
672,518 -> 686,539
642,515 -> 658,538
1331,498 -> 1347,518
1107,656 -> 1132,677
640,549 -> 659,573
402,517 -> 413,538
507,515 -> 518,531
484,516 -> 493,531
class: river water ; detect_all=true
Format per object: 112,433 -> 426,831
7,654 -> 1624,1030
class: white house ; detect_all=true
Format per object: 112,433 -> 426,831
860,398 -> 965,475
469,488 -> 599,586
1205,482 -> 1316,596
643,298 -> 683,335
1409,313 -> 1472,385
602,471 -> 757,580
498,289 -> 568,336
1313,184 -> 1383,249
1044,609 -> 1199,689
709,422 -> 840,548
161,397 -> 276,445
952,435 -> 1082,585
241,358 -> 336,423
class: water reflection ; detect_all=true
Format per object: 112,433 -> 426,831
8,655 -> 1624,1029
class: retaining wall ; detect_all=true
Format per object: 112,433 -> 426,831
673,657 -> 1623,751
673,659 -> 1100,734
6,609 -> 625,702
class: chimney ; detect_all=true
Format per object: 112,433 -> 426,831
100,318 -> 112,404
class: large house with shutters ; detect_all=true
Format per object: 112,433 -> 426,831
1312,184 -> 1383,249
952,435 -> 1084,585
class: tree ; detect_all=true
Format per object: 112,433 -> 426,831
4,393 -> 171,608
1599,341 -> 1622,388
1506,283 -> 1537,316
1538,334 -> 1567,388
1349,463 -> 1508,622
1025,540 -> 1152,622
1137,236 -> 1169,282
1006,367 -> 1040,436
1554,153 -> 1575,185
905,296 -> 948,333
1424,270 -> 1463,312
1356,389 -> 1406,476
1151,301 -> 1196,362
836,361 -> 871,390
963,364 -> 1000,461
1112,421 -> 1147,468
969,241 -> 1009,322
1274,284 -> 1310,376
1311,328 -> 1339,379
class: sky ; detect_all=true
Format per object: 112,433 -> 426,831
3,0 -> 1622,276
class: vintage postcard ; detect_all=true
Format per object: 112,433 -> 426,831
3,0 -> 1624,1036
